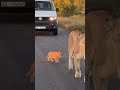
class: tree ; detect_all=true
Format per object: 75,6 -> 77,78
53,0 -> 85,16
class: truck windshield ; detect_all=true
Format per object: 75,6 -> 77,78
35,1 -> 54,11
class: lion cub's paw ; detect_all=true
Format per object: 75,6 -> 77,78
55,61 -> 60,64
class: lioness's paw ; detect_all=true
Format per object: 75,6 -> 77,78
68,64 -> 73,70
84,76 -> 85,83
75,72 -> 82,78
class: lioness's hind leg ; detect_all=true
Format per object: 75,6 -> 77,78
74,58 -> 81,78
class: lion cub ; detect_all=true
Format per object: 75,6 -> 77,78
46,51 -> 62,63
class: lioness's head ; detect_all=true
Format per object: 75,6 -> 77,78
78,33 -> 85,44
105,17 -> 120,41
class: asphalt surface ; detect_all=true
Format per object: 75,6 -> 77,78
35,28 -> 85,90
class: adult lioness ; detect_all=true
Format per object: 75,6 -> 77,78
68,30 -> 85,78
86,10 -> 120,90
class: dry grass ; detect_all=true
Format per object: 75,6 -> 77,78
58,15 -> 85,33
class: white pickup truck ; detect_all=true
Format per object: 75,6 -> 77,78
35,0 -> 59,35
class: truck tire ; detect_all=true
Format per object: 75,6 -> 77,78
52,29 -> 58,35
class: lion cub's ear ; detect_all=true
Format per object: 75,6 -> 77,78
58,51 -> 62,52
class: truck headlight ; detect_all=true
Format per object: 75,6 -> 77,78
49,17 -> 57,21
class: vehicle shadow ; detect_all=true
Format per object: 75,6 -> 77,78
35,31 -> 54,36
108,79 -> 120,90
87,76 -> 120,90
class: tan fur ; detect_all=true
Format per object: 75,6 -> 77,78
86,10 -> 120,90
25,61 -> 35,83
47,51 -> 62,63
68,30 -> 85,78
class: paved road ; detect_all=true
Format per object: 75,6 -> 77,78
35,28 -> 85,90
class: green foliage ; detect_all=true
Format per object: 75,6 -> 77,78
53,0 -> 85,16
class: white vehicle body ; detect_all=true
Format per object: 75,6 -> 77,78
35,0 -> 58,35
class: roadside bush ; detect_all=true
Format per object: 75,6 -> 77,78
58,15 -> 85,33
53,0 -> 85,17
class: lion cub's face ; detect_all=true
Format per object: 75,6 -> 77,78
57,51 -> 62,58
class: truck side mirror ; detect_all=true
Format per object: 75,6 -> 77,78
56,8 -> 59,12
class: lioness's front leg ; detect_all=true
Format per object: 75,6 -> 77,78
68,34 -> 74,70
68,53 -> 73,70
74,58 -> 81,78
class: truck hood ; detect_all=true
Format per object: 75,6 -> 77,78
35,11 -> 57,17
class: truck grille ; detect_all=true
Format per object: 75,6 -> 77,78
35,21 -> 50,26
35,17 -> 49,21
35,17 -> 50,26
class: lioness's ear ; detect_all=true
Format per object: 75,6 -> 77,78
104,16 -> 114,31
78,33 -> 81,39
78,33 -> 84,39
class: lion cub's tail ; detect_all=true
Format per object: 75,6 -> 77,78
46,55 -> 48,59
